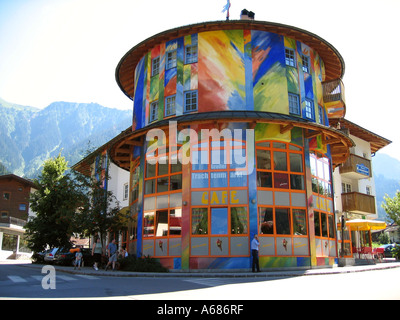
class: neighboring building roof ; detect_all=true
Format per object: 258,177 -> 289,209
116,20 -> 345,100
0,174 -> 36,189
329,118 -> 391,154
72,129 -> 131,176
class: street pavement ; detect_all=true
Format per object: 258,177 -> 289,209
2,258 -> 400,278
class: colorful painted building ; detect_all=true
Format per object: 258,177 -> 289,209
105,17 -> 359,271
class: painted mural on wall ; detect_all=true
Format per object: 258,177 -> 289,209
131,29 -> 328,131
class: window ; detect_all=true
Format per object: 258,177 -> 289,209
192,208 -> 208,235
165,95 -> 176,117
310,151 -> 332,197
304,99 -> 315,120
144,149 -> 182,195
151,56 -> 160,76
1,211 -> 8,218
256,141 -> 305,190
342,183 -> 351,194
285,48 -> 296,67
150,101 -> 158,122
289,93 -> 300,115
318,105 -> 324,124
184,90 -> 198,113
259,207 -> 307,236
123,183 -> 128,200
19,204 -> 26,211
301,54 -> 309,73
3,192 -> 10,200
185,44 -> 198,64
166,49 -> 177,69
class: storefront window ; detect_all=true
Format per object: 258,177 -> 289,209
314,211 -> 321,237
230,207 -> 248,234
259,207 -> 274,234
293,209 -> 307,235
211,208 -> 228,235
276,208 -> 290,235
192,208 -> 208,235
169,209 -> 182,235
143,212 -> 155,237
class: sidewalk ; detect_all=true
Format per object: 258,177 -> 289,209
4,259 -> 400,278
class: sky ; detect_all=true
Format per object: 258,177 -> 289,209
0,0 -> 399,161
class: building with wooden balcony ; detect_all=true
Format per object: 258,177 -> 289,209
0,174 -> 36,260
72,11 -> 391,271
331,119 -> 391,257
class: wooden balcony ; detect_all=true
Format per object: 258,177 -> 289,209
339,153 -> 371,179
323,79 -> 346,119
341,192 -> 376,215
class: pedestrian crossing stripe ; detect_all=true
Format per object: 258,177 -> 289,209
7,276 -> 27,283
75,274 -> 100,280
183,278 -> 228,287
6,274 -> 100,283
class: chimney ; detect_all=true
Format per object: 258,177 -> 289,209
240,9 -> 255,20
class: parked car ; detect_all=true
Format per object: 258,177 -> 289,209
379,244 -> 396,258
54,247 -> 95,267
32,249 -> 51,263
44,248 -> 59,263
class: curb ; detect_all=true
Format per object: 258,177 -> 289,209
8,260 -> 400,278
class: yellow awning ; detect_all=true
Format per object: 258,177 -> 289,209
345,219 -> 386,231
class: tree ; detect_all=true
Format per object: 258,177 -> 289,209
72,152 -> 131,247
382,191 -> 400,225
25,154 -> 87,253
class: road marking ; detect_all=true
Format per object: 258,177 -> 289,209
57,275 -> 78,281
75,274 -> 100,280
7,276 -> 27,283
184,278 -> 228,287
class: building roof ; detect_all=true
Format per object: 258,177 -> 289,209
116,20 -> 345,101
329,118 -> 391,154
0,174 -> 36,189
109,110 -> 354,170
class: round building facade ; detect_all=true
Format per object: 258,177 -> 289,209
110,20 -> 353,270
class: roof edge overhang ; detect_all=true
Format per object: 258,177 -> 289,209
329,118 -> 391,154
110,111 -> 354,170
116,19 -> 345,101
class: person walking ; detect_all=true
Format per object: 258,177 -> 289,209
105,239 -> 117,271
251,234 -> 260,272
91,237 -> 102,271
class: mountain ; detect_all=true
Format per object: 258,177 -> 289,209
372,153 -> 400,221
0,97 -> 131,178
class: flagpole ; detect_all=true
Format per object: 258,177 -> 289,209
222,0 -> 231,21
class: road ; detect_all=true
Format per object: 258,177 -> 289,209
1,262 -> 399,300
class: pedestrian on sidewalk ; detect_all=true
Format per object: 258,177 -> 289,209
105,239 -> 117,271
92,237 -> 102,270
251,234 -> 260,272
74,246 -> 83,270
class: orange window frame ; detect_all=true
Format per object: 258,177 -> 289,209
189,137 -> 250,257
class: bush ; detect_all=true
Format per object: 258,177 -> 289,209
391,246 -> 400,260
118,255 -> 169,272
